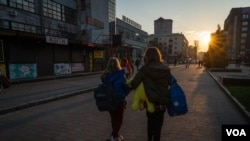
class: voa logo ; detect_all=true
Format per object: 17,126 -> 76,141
226,129 -> 246,136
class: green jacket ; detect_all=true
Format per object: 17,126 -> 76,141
130,63 -> 171,106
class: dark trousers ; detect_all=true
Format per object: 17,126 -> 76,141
109,102 -> 125,138
146,110 -> 165,141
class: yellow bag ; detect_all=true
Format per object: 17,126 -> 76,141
127,79 -> 155,113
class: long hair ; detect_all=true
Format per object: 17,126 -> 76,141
143,47 -> 164,65
122,58 -> 128,64
105,57 -> 122,72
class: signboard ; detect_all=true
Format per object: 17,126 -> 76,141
46,36 -> 68,45
72,63 -> 84,72
0,64 -> 6,77
87,16 -> 104,28
94,50 -> 104,58
122,15 -> 141,29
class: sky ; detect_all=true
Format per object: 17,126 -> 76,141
116,0 -> 250,52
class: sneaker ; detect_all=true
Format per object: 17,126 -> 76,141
114,135 -> 124,141
106,134 -> 114,141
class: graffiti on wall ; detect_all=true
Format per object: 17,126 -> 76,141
9,64 -> 37,79
54,63 -> 71,75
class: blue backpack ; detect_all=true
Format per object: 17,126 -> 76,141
167,75 -> 188,116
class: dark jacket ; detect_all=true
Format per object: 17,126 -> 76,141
130,63 -> 171,106
101,69 -> 129,101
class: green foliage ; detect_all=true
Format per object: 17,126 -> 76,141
204,25 -> 228,68
226,85 -> 250,112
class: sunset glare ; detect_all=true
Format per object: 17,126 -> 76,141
198,31 -> 211,51
200,32 -> 211,46
117,0 -> 248,53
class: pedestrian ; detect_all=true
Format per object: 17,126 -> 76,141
135,58 -> 141,71
236,57 -> 241,68
185,59 -> 190,68
121,58 -> 132,79
128,57 -> 135,76
174,58 -> 177,66
100,57 -> 130,141
129,47 -> 171,141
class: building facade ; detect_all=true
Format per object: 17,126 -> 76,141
154,17 -> 173,35
224,7 -> 250,62
149,17 -> 188,63
0,0 -> 113,80
148,33 -> 188,63
110,16 -> 148,61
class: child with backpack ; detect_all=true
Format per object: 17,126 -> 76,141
129,47 -> 171,141
100,57 -> 130,141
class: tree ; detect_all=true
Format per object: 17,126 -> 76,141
204,25 -> 228,68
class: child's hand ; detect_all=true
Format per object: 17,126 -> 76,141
126,78 -> 132,86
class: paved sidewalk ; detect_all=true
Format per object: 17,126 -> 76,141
207,64 -> 250,121
0,63 -> 249,141
0,72 -> 102,115
0,63 -> 249,121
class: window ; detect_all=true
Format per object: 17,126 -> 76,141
0,0 -> 7,5
241,39 -> 246,43
63,6 -> 77,24
241,45 -> 246,50
43,0 -> 76,24
242,14 -> 249,19
242,27 -> 248,31
0,20 -> 9,29
45,28 -> 65,37
11,22 -> 36,33
242,21 -> 248,26
10,0 -> 35,13
241,33 -> 247,38
43,0 -> 62,20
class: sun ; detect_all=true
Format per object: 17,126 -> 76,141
197,31 -> 211,51
200,31 -> 211,45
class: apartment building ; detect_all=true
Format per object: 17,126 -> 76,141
149,17 -> 188,63
224,7 -> 250,62
154,17 -> 173,35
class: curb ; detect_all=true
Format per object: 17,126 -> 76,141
10,72 -> 103,84
0,87 -> 97,116
207,70 -> 250,123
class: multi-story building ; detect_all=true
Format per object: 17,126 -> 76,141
154,17 -> 173,35
148,33 -> 188,63
149,17 -> 188,63
110,15 -> 148,61
224,7 -> 250,62
0,0 -> 112,80
108,0 -> 116,23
